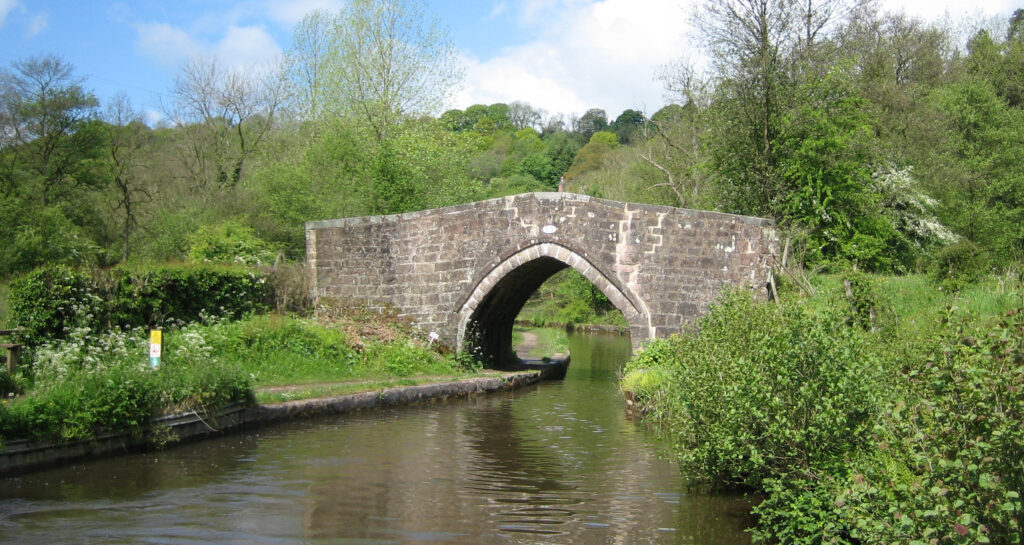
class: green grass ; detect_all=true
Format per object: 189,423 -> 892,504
200,314 -> 479,387
513,326 -> 569,359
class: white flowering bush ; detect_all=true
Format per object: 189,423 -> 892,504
1,321 -> 251,443
873,164 -> 957,248
32,326 -> 149,384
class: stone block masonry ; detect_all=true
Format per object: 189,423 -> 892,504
307,192 -> 777,366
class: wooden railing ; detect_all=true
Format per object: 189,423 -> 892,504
0,328 -> 23,374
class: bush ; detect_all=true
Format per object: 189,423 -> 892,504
7,265 -> 104,346
187,219 -> 281,266
0,370 -> 24,397
623,291 -> 881,488
930,240 -> 989,291
7,264 -> 270,346
839,310 -> 1024,544
107,264 -> 270,328
621,290 -> 884,543
0,324 -> 251,443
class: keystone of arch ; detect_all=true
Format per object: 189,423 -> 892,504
456,242 -> 648,348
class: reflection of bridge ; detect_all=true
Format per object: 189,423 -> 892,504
306,192 -> 776,366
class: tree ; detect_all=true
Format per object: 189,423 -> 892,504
323,0 -> 462,142
611,109 -> 645,144
286,9 -> 335,121
103,94 -> 152,262
694,0 -> 799,214
507,101 -> 543,130
575,108 -> 608,142
0,55 -> 100,206
693,0 -> 868,217
167,56 -> 286,189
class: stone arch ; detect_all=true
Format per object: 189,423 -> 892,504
456,242 -> 649,367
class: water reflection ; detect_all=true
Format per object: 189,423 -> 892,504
0,331 -> 752,545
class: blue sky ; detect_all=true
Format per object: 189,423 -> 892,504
1,0 -> 1018,125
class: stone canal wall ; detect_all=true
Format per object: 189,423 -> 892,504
0,372 -> 542,477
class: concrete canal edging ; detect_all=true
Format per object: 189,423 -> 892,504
0,371 -> 543,477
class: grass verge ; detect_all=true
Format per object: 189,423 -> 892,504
1,310 -> 482,446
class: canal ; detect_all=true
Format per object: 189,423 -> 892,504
0,331 -> 752,544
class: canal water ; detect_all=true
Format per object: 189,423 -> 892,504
0,331 -> 752,544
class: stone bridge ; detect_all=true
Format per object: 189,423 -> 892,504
306,192 -> 776,366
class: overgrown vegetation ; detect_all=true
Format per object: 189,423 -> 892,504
6,263 -> 270,346
0,270 -> 482,447
622,273 -> 1024,543
517,269 -> 629,329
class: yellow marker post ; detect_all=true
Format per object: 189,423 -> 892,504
149,329 -> 162,369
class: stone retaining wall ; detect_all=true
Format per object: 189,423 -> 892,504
0,372 -> 542,477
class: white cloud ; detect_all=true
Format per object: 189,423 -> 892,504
143,109 -> 165,127
265,0 -> 344,27
135,21 -> 281,75
457,0 -> 689,117
26,10 -> 47,36
0,0 -> 19,27
135,22 -> 204,69
213,25 -> 283,71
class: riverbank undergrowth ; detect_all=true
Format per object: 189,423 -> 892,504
622,272 -> 1023,543
0,309 -> 481,447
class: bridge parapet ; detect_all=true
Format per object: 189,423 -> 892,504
307,192 -> 776,364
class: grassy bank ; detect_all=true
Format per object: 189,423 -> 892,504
512,326 -> 569,359
0,310 -> 482,447
622,272 -> 1024,543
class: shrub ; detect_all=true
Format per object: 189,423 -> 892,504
7,265 -> 104,346
625,291 -> 881,488
930,240 -> 989,291
839,310 -> 1024,544
107,264 -> 271,328
621,290 -> 884,542
7,264 -> 270,346
0,370 -> 24,397
187,219 -> 281,266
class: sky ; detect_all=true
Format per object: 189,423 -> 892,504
0,0 -> 1019,125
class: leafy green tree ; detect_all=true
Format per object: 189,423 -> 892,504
588,130 -> 619,148
541,131 -> 580,180
318,0 -> 462,142
929,78 -> 1024,261
517,153 -> 555,186
0,55 -> 101,206
507,101 -> 543,130
611,109 -> 645,144
564,139 -> 614,183
771,67 -> 922,271
101,94 -> 153,262
574,108 -> 608,142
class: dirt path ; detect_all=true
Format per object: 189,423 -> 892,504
516,330 -> 540,358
